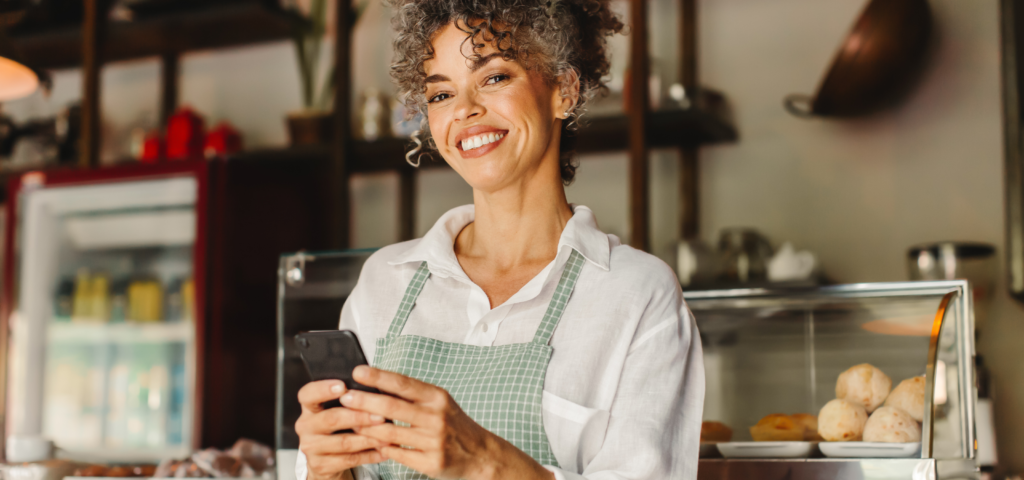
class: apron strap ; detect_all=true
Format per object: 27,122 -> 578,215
532,249 -> 586,346
385,261 -> 431,338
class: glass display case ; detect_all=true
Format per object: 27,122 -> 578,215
2,165 -> 207,462
274,250 -> 374,480
686,281 -> 977,480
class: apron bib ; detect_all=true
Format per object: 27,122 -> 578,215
373,250 -> 586,480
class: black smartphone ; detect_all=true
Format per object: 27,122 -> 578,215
294,330 -> 382,412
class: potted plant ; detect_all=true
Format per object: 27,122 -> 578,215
284,0 -> 368,146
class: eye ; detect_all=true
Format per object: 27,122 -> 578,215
485,74 -> 510,86
428,92 -> 452,104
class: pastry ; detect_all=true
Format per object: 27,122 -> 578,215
863,406 -> 921,443
791,413 -> 824,441
700,421 -> 733,442
750,413 -> 804,441
836,363 -> 892,412
817,399 -> 868,441
884,376 -> 926,422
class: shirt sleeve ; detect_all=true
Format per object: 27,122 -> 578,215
546,289 -> 705,479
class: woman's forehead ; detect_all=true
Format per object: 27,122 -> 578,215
425,22 -> 504,74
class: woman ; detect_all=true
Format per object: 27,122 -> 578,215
295,1 -> 704,479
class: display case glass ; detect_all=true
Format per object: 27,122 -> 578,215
274,250 -> 374,480
4,174 -> 201,462
686,281 -> 976,480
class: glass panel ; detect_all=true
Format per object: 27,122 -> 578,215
275,250 -> 374,452
932,292 -> 967,459
8,177 -> 197,462
687,284 -> 972,458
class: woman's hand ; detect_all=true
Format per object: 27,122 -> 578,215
341,366 -> 554,480
295,380 -> 388,480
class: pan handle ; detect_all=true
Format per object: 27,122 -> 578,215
784,94 -> 816,118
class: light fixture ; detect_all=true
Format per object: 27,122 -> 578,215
0,54 -> 37,100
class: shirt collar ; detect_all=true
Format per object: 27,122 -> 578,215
388,204 -> 611,275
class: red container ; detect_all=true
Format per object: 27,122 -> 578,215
166,107 -> 206,161
140,131 -> 163,163
203,122 -> 243,159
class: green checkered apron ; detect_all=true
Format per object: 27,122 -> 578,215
372,249 -> 586,480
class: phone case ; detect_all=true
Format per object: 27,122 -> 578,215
294,330 -> 382,405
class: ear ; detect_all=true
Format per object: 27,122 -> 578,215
554,68 -> 581,120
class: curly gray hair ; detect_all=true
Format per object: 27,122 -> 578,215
387,0 -> 624,185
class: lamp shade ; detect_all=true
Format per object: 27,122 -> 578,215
0,55 -> 37,100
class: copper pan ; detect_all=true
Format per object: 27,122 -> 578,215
785,0 -> 932,118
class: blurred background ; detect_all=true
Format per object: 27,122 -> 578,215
0,0 -> 1017,478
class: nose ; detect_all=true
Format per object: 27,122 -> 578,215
453,89 -> 484,122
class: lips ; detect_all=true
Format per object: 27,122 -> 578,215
454,125 -> 509,158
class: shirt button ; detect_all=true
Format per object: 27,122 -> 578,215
481,323 -> 489,332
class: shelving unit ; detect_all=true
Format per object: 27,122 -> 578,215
48,321 -> 192,344
8,3 -> 298,70
1,0 -> 734,252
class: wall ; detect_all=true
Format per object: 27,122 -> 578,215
2,0 -> 1020,471
697,0 -> 1024,470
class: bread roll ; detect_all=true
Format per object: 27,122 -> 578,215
791,413 -> 824,441
863,406 -> 921,443
836,363 -> 892,412
817,399 -> 868,441
884,376 -> 926,422
750,414 -> 804,441
700,421 -> 733,443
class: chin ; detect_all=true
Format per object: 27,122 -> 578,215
454,159 -> 516,192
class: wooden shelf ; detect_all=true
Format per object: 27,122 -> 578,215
9,3 -> 299,70
348,106 -> 736,173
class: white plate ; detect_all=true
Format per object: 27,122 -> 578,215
819,442 -> 921,458
716,441 -> 816,458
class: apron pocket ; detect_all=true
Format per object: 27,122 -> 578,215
541,391 -> 610,473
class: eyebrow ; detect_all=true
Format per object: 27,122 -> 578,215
424,53 -> 504,84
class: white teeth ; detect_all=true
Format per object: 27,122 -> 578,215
461,132 -> 505,151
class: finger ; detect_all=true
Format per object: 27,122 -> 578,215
357,423 -> 435,451
301,433 -> 387,455
298,380 -> 346,413
379,446 -> 437,477
306,450 -> 386,473
341,390 -> 432,427
353,366 -> 440,404
298,407 -> 385,436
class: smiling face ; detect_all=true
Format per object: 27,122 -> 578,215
423,21 -> 571,193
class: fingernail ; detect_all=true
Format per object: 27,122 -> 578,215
370,414 -> 384,423
353,365 -> 368,377
341,393 -> 354,405
330,384 -> 343,394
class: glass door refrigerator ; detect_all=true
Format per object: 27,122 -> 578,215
1,162 -> 209,462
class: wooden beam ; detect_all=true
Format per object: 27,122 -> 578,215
628,0 -> 650,251
329,0 -> 353,249
1002,0 -> 1024,300
398,168 -> 416,241
80,0 -> 104,168
160,53 -> 179,127
680,0 -> 699,239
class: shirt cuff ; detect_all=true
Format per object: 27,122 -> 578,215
544,465 -> 586,480
295,450 -> 308,480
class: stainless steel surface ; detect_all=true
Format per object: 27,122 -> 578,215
697,458 -> 936,480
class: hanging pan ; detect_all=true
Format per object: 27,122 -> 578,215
785,0 -> 932,118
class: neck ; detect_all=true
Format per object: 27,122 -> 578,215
456,158 -> 573,269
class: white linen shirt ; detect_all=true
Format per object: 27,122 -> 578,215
296,204 -> 704,480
